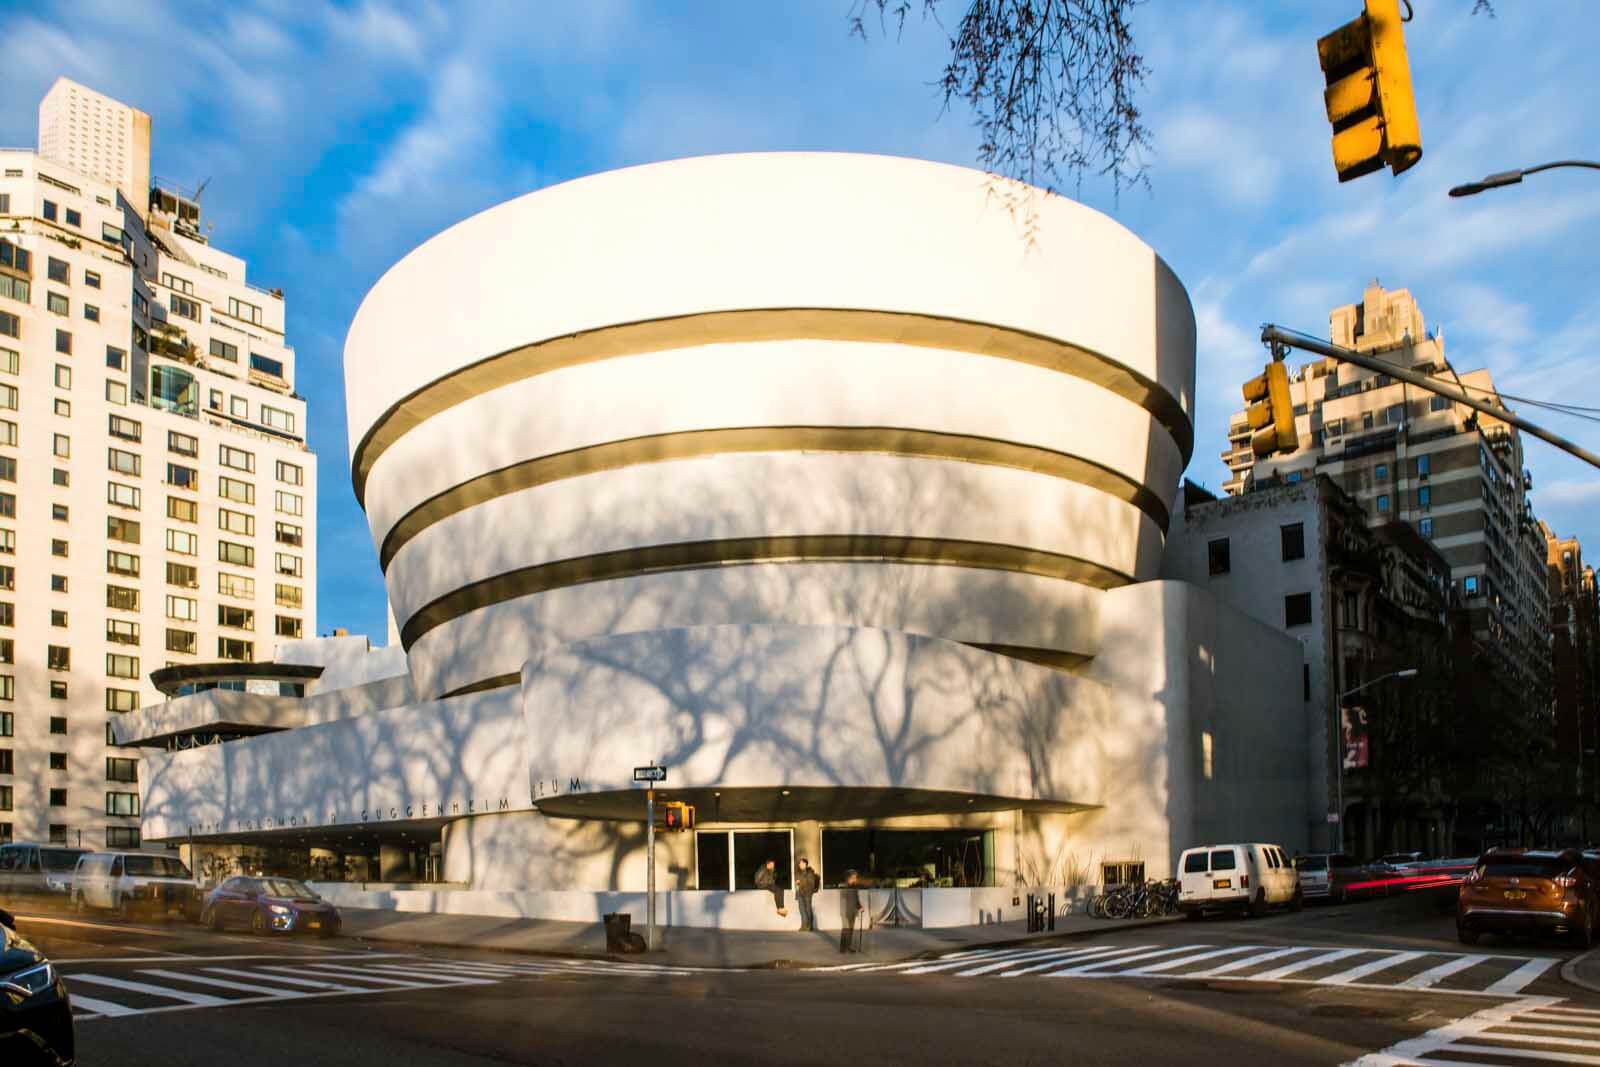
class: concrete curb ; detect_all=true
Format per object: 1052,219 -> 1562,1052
340,914 -> 1184,972
1559,944 -> 1600,996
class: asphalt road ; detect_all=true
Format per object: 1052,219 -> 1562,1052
11,892 -> 1598,1067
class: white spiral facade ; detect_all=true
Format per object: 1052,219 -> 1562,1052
344,153 -> 1197,701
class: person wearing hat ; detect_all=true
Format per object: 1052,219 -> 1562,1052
838,869 -> 865,952
795,857 -> 820,931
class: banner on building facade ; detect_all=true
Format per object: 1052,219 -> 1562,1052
1341,704 -> 1370,770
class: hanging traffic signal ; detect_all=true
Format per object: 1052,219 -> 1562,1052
1317,0 -> 1421,182
1243,361 -> 1298,458
660,801 -> 695,832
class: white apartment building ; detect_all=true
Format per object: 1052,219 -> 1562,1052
1222,282 -> 1550,711
37,78 -> 151,215
0,80 -> 316,848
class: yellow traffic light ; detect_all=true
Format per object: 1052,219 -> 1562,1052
1243,362 -> 1299,458
1317,0 -> 1422,182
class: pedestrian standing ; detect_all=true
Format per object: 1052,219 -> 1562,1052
795,857 -> 820,931
754,858 -> 787,917
838,869 -> 865,953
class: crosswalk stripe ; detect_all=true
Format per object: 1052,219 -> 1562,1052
359,963 -> 497,983
1188,946 -> 1308,977
1490,1023 -> 1600,1038
281,964 -> 426,987
1398,953 -> 1491,989
1434,1041 -> 1600,1063
1319,951 -> 1426,986
202,967 -> 365,991
1526,1006 -> 1600,1018
1251,947 -> 1364,981
956,945 -> 1124,977
1126,945 -> 1264,975
67,992 -> 139,1017
903,947 -> 1051,975
136,969 -> 308,997
1047,944 -> 1204,976
999,945 -> 1155,977
1486,956 -> 1560,996
68,973 -> 229,1006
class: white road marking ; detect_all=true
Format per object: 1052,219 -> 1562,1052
1048,944 -> 1205,976
272,964 -> 424,987
1486,956 -> 1561,996
65,992 -> 139,1017
201,967 -> 364,992
67,972 -> 228,1006
1189,946 -> 1308,977
1000,945 -> 1158,977
1320,951 -> 1427,986
1125,945 -> 1264,976
1251,947 -> 1366,981
136,968 -> 310,997
1398,953 -> 1491,989
955,945 -> 1125,977
1348,995 -> 1600,1066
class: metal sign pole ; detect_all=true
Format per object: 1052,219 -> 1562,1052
646,786 -> 657,951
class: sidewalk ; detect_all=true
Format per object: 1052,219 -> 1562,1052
337,907 -> 1180,969
1564,945 -> 1600,996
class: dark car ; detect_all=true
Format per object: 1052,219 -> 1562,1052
0,908 -> 74,1066
1457,847 -> 1598,947
201,877 -> 340,937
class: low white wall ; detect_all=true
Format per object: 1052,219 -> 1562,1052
309,883 -> 1077,930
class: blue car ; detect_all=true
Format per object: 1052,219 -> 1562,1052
200,877 -> 341,937
0,908 -> 74,1066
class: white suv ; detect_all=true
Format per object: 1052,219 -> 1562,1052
1178,843 -> 1301,919
72,851 -> 201,920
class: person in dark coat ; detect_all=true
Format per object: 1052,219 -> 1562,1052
754,859 -> 787,917
838,869 -> 865,953
795,858 -> 820,931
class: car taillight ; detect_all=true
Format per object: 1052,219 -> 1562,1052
1241,875 -> 1250,889
1555,875 -> 1578,888
1464,869 -> 1483,883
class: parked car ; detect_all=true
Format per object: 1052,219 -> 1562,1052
1177,843 -> 1301,919
1292,852 -> 1364,902
200,877 -> 341,937
1457,847 -> 1598,948
0,845 -> 94,906
71,852 -> 200,921
0,907 -> 75,1066
1380,851 -> 1427,868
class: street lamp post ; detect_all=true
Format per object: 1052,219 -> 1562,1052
1448,159 -> 1600,198
1335,668 -> 1419,853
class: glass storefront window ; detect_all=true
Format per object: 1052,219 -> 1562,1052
150,364 -> 198,417
821,828 -> 994,889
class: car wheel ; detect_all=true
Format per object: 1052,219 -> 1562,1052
1290,888 -> 1304,913
71,891 -> 85,915
1247,891 -> 1267,918
1457,924 -> 1480,946
113,894 -> 130,921
250,910 -> 267,935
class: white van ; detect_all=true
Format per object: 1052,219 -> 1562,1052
1177,843 -> 1301,918
72,851 -> 200,920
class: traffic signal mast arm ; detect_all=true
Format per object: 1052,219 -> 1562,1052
1260,324 -> 1600,472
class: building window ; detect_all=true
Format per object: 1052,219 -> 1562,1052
106,653 -> 140,679
0,384 -> 14,411
274,583 -> 301,608
168,430 -> 198,457
275,461 -> 303,486
1374,463 -> 1388,482
49,680 -> 66,700
218,540 -> 254,567
1207,538 -> 1230,576
49,717 -> 67,735
0,751 -> 9,774
1376,494 -> 1390,514
49,789 -> 67,808
43,200 -> 57,221
53,433 -> 70,459
50,538 -> 66,558
1342,592 -> 1359,628
274,522 -> 302,547
1280,522 -> 1305,562
106,586 -> 140,612
106,619 -> 140,646
106,792 -> 139,817
106,550 -> 140,577
218,508 -> 254,537
107,447 -> 140,476
0,349 -> 14,375
165,628 -> 197,654
1417,454 -> 1431,477
106,380 -> 127,405
52,469 -> 69,488
106,827 -> 140,848
166,595 -> 197,622
107,482 -> 141,509
217,637 -> 254,662
47,645 -> 71,671
218,444 -> 255,472
1419,517 -> 1434,538
218,476 -> 254,505
84,304 -> 99,323
261,405 -> 295,433
64,208 -> 81,228
53,398 -> 69,417
0,531 -> 10,554
209,338 -> 238,363
166,529 -> 197,556
274,490 -> 302,516
1418,486 -> 1432,511
169,294 -> 199,321
249,353 -> 284,378
48,292 -> 69,317
230,396 -> 248,420
1464,575 -> 1481,598
50,610 -> 66,626
1284,592 -> 1313,628
275,615 -> 302,639
275,553 -> 302,577
166,496 -> 197,522
47,826 -> 65,844
228,297 -> 263,325
1429,395 -> 1450,412
107,516 -> 141,544
166,562 -> 198,588
106,689 -> 138,713
105,757 -> 138,783
169,459 -> 200,488
47,257 -> 69,283
0,677 -> 10,701
108,415 -> 141,442
218,605 -> 255,631
85,270 -> 100,289
0,311 -> 17,339
220,573 -> 256,599
161,273 -> 194,296
53,505 -> 67,522
0,495 -> 12,519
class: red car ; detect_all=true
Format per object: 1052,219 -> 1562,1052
1457,848 -> 1598,948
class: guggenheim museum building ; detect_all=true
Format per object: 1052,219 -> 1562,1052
118,153 -> 1309,929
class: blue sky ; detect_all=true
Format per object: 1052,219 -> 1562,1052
5,0 -> 1597,641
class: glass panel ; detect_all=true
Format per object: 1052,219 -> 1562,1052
695,831 -> 731,892
150,364 -> 198,417
733,830 -> 792,890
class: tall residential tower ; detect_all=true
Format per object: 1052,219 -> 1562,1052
0,79 -> 315,848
